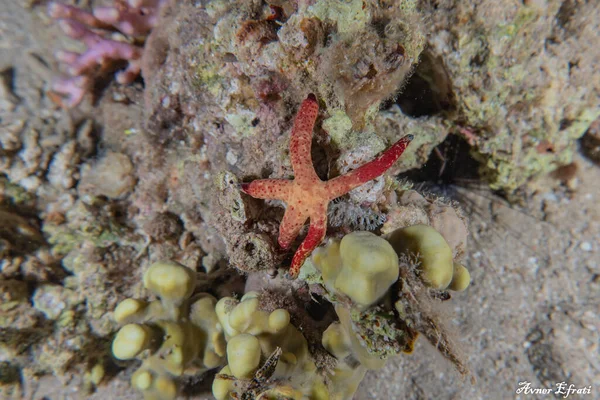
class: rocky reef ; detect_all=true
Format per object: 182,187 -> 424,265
417,0 -> 600,191
2,0 -> 599,399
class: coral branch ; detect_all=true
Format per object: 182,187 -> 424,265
49,76 -> 91,108
93,5 -> 159,36
241,95 -> 414,278
48,1 -> 164,107
58,20 -> 143,77
47,2 -> 111,29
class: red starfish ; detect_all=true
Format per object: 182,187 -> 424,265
241,94 -> 413,278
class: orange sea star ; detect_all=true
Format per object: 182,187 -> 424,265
241,94 -> 414,278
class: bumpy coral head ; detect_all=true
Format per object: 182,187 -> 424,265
313,231 -> 400,308
387,224 -> 471,291
142,260 -> 197,306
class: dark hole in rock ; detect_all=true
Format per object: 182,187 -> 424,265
0,361 -> 20,385
180,369 -> 217,396
0,67 -> 18,97
305,294 -> 334,322
223,52 -> 238,62
0,207 -> 45,256
98,355 -> 128,382
311,144 -> 329,181
556,0 -> 576,29
559,118 -> 573,130
403,134 -> 480,186
470,47 -> 489,67
260,166 -> 274,178
382,50 -> 456,118
244,242 -> 256,254
371,17 -> 389,38
365,64 -> 378,79
579,127 -> 600,165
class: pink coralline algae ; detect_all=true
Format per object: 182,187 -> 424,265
242,94 -> 414,278
47,0 -> 165,108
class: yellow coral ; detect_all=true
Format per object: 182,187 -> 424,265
227,334 -> 261,378
449,262 -> 471,292
213,292 -> 321,400
312,231 -> 399,308
387,224 -> 470,291
111,261 -> 225,400
142,261 -> 196,307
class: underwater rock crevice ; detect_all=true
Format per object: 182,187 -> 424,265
382,49 -> 457,119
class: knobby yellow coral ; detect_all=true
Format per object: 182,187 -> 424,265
387,224 -> 471,291
212,292 -> 327,400
111,261 -> 226,400
312,231 -> 399,308
113,222 -> 472,399
307,223 -> 473,397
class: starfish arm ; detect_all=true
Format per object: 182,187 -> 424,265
241,179 -> 292,201
326,134 -> 414,200
277,205 -> 309,249
288,204 -> 328,278
289,94 -> 320,182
